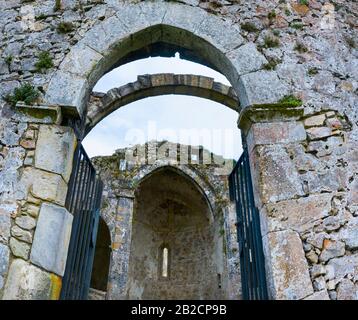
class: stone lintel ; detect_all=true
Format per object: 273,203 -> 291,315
14,103 -> 63,125
238,104 -> 304,135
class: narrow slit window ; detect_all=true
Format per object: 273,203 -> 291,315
162,247 -> 169,278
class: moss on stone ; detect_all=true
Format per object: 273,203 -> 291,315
57,22 -> 74,34
299,0 -> 309,5
54,0 -> 61,11
308,67 -> 319,76
263,36 -> 280,48
241,22 -> 258,33
294,42 -> 308,53
278,95 -> 303,107
5,84 -> 40,107
5,55 -> 13,65
291,23 -> 304,30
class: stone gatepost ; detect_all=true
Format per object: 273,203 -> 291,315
1,103 -> 76,300
106,194 -> 134,300
239,104 -> 317,300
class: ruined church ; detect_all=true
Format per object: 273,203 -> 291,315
0,0 -> 357,301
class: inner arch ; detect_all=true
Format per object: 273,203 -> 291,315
126,167 -> 226,299
84,73 -> 239,136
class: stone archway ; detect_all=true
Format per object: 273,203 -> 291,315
85,73 -> 238,135
127,165 -> 226,299
44,1 -> 288,118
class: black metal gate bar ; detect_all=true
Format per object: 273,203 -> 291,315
229,148 -> 268,300
60,143 -> 103,300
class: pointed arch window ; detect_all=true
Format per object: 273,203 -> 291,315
159,244 -> 170,279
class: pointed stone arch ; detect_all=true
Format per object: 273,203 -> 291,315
132,162 -> 221,220
44,1 -> 288,120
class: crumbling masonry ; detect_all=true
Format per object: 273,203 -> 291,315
0,0 -> 357,300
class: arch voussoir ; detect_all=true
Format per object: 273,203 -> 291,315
84,73 -> 239,136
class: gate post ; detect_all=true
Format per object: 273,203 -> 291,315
238,104 -> 317,300
1,103 -> 77,300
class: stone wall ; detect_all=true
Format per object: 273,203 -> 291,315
0,103 -> 75,299
243,105 -> 357,300
0,0 -> 357,300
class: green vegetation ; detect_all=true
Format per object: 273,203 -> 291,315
263,58 -> 281,70
272,29 -> 280,36
278,95 -> 303,107
35,13 -> 47,21
294,41 -> 308,53
308,67 -> 319,76
263,35 -> 280,48
5,55 -> 13,65
345,36 -> 356,48
291,23 -> 304,30
54,0 -> 61,11
57,22 -> 74,33
5,83 -> 40,107
35,51 -> 53,73
268,10 -> 276,20
299,0 -> 309,5
241,22 -> 259,33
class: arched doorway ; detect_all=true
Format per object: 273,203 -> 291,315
127,167 -> 225,300
90,217 -> 111,296
15,1 -> 286,301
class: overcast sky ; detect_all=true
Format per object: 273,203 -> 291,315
83,54 -> 243,160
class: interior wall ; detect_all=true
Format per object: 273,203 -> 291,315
126,169 -> 225,299
90,218 -> 111,292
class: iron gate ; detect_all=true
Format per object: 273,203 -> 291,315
229,148 -> 268,300
60,143 -> 103,300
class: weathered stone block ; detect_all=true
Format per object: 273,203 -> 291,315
319,240 -> 345,263
247,121 -> 306,149
327,254 -> 358,282
304,114 -> 326,127
9,237 -> 30,260
0,206 -> 11,244
14,104 -> 61,124
45,71 -> 88,115
263,230 -> 313,300
226,43 -> 267,75
14,213 -> 36,231
195,12 -> 244,53
19,168 -> 67,206
306,126 -> 333,140
60,44 -> 103,79
35,125 -> 76,183
0,243 -> 9,290
252,145 -> 305,204
81,15 -> 129,54
238,71 -> 289,109
263,194 -> 331,234
2,259 -> 52,300
163,4 -> 207,41
339,217 -> 358,250
303,289 -> 330,300
11,225 -> 32,244
337,279 -> 358,300
30,203 -> 73,276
